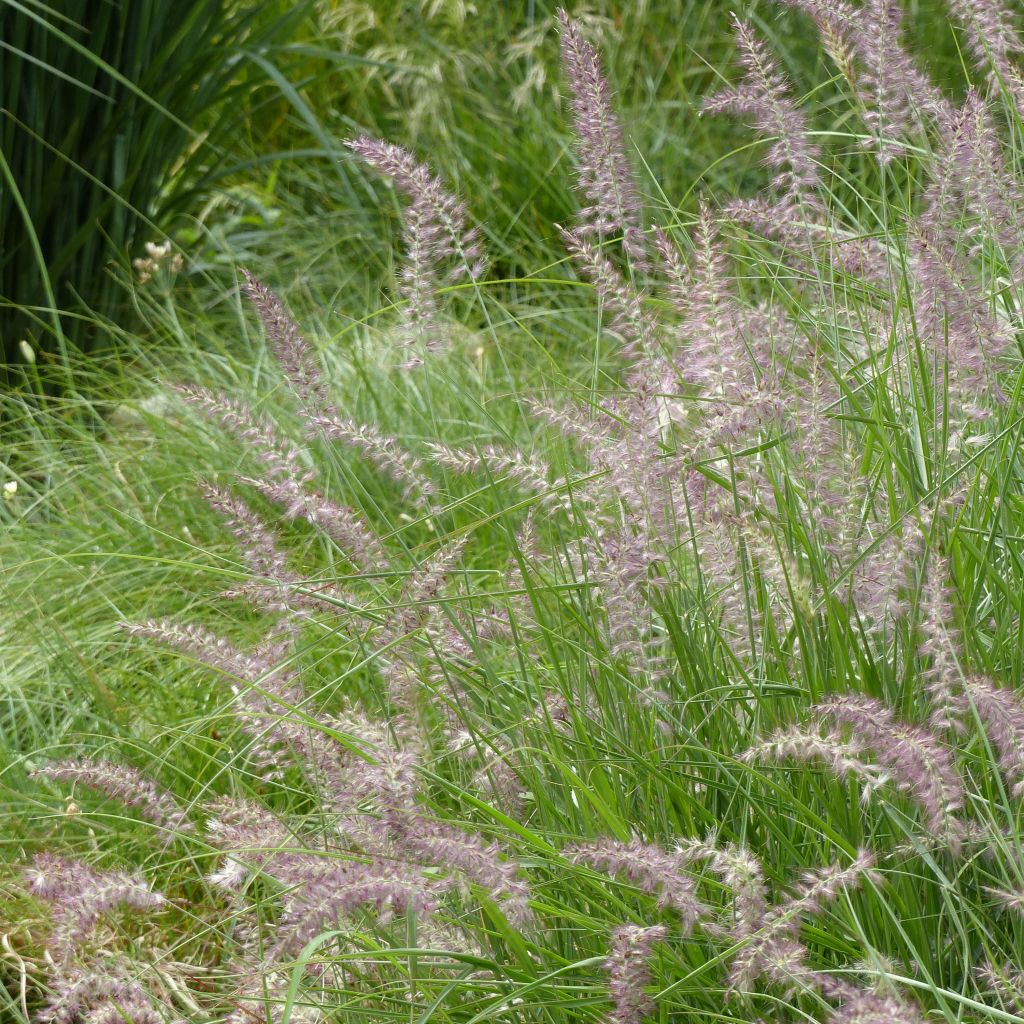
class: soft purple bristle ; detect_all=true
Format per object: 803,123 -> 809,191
348,135 -> 485,358
241,269 -> 329,411
557,9 -> 648,265
604,923 -> 667,1024
567,837 -> 705,929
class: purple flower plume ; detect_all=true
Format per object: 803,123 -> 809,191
36,967 -> 178,1024
25,853 -> 165,969
703,16 -> 820,199
32,759 -> 193,836
814,696 -> 966,843
557,9 -> 647,265
566,838 -> 705,929
426,440 -> 569,511
928,90 -> 1024,268
561,227 -> 657,360
818,976 -> 926,1024
177,383 -> 386,567
387,815 -> 532,926
908,220 -> 1011,420
241,269 -> 329,411
782,0 -> 949,159
959,676 -> 1024,796
605,924 -> 667,1024
946,0 -> 1024,112
348,135 -> 485,361
201,480 -> 347,613
917,552 -> 963,728
267,856 -> 444,961
311,414 -> 436,506
727,850 -> 877,992
678,839 -> 768,939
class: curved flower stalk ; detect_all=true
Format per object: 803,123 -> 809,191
201,481 -> 349,614
780,0 -> 950,159
816,697 -> 967,843
566,837 -> 705,928
32,759 -> 194,837
927,91 -> 1024,267
743,725 -> 890,797
312,414 -> 436,507
348,135 -> 486,363
560,227 -> 658,361
726,850 -> 878,992
818,976 -> 927,1024
176,384 -> 387,569
675,838 -> 768,939
425,440 -> 571,512
746,696 -> 967,844
958,676 -> 1024,796
703,15 -> 821,201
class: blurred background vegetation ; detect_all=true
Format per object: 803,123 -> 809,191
0,0 -> 965,392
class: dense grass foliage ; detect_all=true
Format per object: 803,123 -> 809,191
4,3 -> 1024,1024
0,0 -> 314,381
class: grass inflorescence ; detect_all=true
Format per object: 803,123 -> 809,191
3,3 -> 1024,1023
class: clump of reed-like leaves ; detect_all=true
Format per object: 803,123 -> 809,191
15,4 -> 1024,1023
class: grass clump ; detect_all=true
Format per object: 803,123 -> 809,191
4,3 -> 1024,1023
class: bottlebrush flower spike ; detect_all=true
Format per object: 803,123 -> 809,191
347,135 -> 485,359
122,620 -> 364,802
908,216 -> 1011,420
743,725 -> 890,799
946,0 -> 1024,112
204,796 -> 309,890
566,837 -> 705,929
818,976 -> 926,1024
814,696 -> 967,843
988,886 -> 1024,914
604,924 -> 667,1024
425,441 -> 570,511
25,853 -> 165,969
36,967 -> 180,1024
32,759 -> 194,836
388,816 -> 533,926
677,200 -> 750,390
959,676 -> 1024,796
703,16 -> 820,199
728,850 -> 876,992
928,90 -> 1024,266
310,414 -> 436,506
677,838 -> 768,938
176,384 -> 387,568
917,552 -> 963,728
560,227 -> 658,360
201,481 -> 346,613
242,269 -> 329,412
267,856 -> 445,961
587,525 -> 661,663
781,0 -> 949,159
121,618 -> 296,689
977,961 -> 1024,1013
556,9 -> 648,265
652,225 -> 690,321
